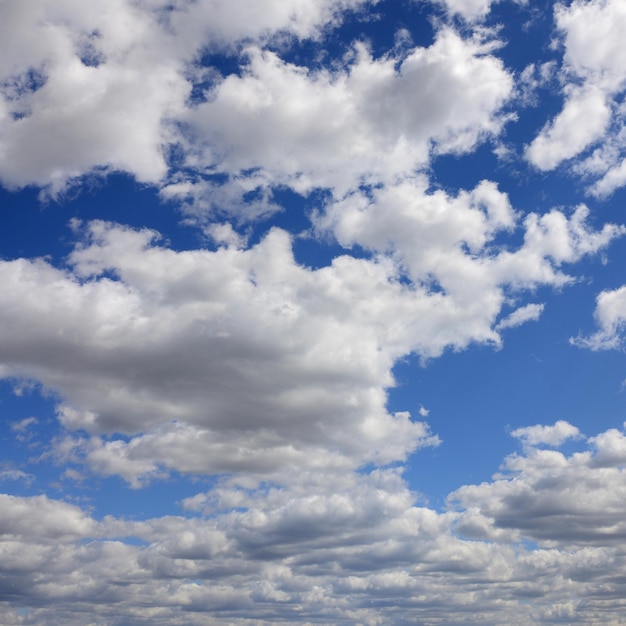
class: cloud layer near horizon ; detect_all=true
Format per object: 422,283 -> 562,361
3,423 -> 626,625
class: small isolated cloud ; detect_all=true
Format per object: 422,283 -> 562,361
496,303 -> 544,331
525,0 -> 626,196
571,285 -> 626,350
11,416 -> 38,432
0,469 -> 34,484
2,1 -> 626,624
511,419 -> 582,447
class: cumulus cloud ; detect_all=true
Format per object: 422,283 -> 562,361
571,285 -> 626,350
525,0 -> 626,196
1,219 -> 449,484
0,200 -> 618,487
3,424 -> 626,623
526,84 -> 611,171
0,0 -> 515,204
2,2 -> 626,624
0,0 -> 373,193
179,27 -> 513,216
452,424 -> 626,546
511,419 -> 581,447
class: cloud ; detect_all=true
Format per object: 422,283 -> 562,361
0,179 -> 619,487
433,0 -> 527,23
452,424 -> 626,546
0,0 -> 373,194
525,84 -> 611,171
571,285 -> 626,350
10,416 -> 38,432
3,2 -> 626,624
0,1 -> 515,203
0,469 -> 34,484
178,27 -> 513,219
525,0 -> 626,196
495,302 -> 544,331
4,424 -> 626,623
511,419 -> 581,447
1,220 -> 452,484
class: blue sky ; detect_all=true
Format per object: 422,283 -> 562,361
3,0 -> 626,624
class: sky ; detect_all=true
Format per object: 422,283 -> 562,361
4,0 -> 626,624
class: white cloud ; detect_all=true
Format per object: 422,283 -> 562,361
452,424 -> 626,546
0,201 -> 618,486
184,29 -> 513,205
435,0 -> 495,21
0,0 -> 190,191
495,302 -> 544,331
3,3 -> 626,623
525,0 -> 626,195
1,220 -> 450,484
0,0 -> 374,193
0,493 -> 96,540
571,285 -> 626,350
0,1 -> 515,202
3,424 -> 626,623
511,419 -> 581,447
525,85 -> 611,171
433,0 -> 528,22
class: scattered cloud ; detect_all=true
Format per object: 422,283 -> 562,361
1,426 -> 626,623
511,419 -> 582,447
1,1 -> 626,624
525,0 -> 626,196
496,302 -> 544,331
571,285 -> 626,350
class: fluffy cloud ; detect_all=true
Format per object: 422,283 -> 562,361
318,180 -> 622,353
511,419 -> 581,447
525,0 -> 626,196
525,84 -> 611,171
452,422 -> 626,546
4,424 -> 626,624
180,28 -> 513,208
3,2 -> 626,624
0,0 -> 515,203
0,197 -> 620,487
1,219 -> 446,484
571,285 -> 626,350
0,0 -> 373,193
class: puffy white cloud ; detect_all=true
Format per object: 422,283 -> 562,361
4,423 -> 626,623
495,302 -> 544,331
0,0 -> 374,193
0,494 -> 96,540
435,0 -> 495,21
0,196 -> 619,487
452,424 -> 626,546
571,285 -> 626,350
0,0 -> 190,191
183,28 -> 513,205
4,2 -> 626,623
525,84 -> 611,171
525,0 -> 626,195
0,0 -> 515,203
1,219 -> 448,483
319,180 -> 623,351
511,419 -> 581,447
